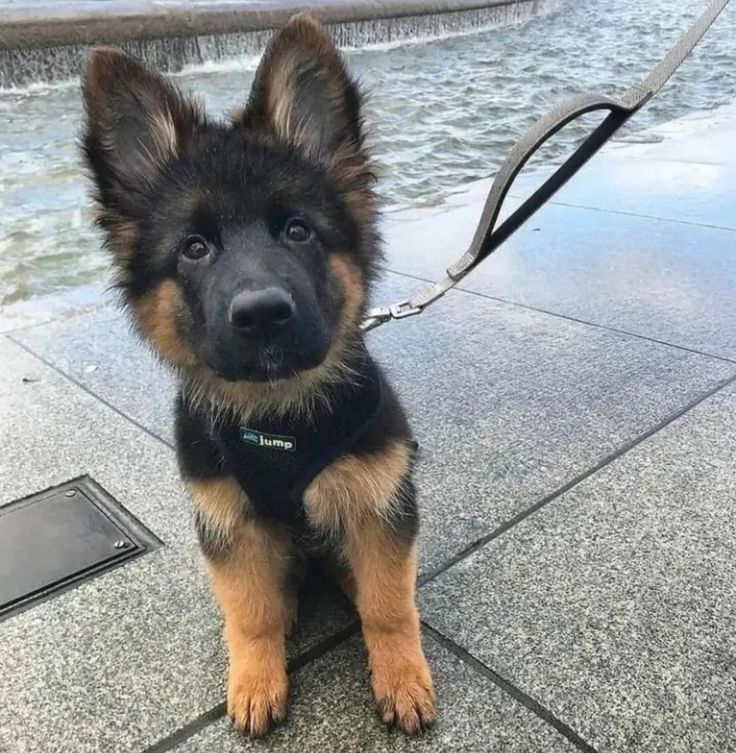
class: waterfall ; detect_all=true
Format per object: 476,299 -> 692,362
0,0 -> 564,90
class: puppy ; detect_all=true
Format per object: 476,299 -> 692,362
81,13 -> 434,737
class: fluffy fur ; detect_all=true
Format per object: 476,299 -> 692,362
81,13 -> 434,737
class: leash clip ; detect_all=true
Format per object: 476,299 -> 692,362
363,306 -> 392,327
389,300 -> 422,320
360,300 -> 422,332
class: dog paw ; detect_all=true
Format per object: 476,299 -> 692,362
227,667 -> 288,737
372,657 -> 435,734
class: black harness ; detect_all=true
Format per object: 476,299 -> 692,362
212,358 -> 383,525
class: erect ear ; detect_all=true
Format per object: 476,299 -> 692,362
81,48 -> 202,205
244,14 -> 366,164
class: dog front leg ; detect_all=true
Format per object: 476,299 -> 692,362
344,517 -> 435,733
189,478 -> 292,737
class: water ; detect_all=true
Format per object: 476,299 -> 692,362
1,0 -> 736,305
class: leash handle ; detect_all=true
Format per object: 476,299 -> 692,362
362,0 -> 731,333
449,94 -> 638,281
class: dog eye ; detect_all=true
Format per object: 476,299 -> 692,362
182,235 -> 210,261
284,219 -> 312,244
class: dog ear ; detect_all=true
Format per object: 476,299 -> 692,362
244,14 -> 366,165
81,48 -> 202,210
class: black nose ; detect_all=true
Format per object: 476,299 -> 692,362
228,288 -> 296,335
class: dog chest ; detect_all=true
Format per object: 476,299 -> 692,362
211,364 -> 383,526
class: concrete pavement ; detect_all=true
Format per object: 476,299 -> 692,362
1,104 -> 736,752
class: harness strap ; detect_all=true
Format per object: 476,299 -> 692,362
287,372 -> 383,520
362,0 -> 732,332
212,353 -> 384,526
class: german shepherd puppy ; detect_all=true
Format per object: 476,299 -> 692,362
81,13 -> 434,737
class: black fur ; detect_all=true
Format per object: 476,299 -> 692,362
82,19 -> 416,550
81,17 -> 435,736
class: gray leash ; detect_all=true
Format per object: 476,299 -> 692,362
362,0 -> 732,332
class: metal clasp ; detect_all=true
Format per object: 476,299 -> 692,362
361,299 -> 423,332
389,300 -> 422,320
360,307 -> 392,332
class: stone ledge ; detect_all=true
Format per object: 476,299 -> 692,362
0,0 -> 531,50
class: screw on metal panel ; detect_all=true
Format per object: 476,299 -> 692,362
114,540 -> 131,549
65,490 -> 76,497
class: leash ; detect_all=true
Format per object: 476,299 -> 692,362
362,0 -> 732,332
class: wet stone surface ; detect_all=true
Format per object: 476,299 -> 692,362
2,55 -> 736,753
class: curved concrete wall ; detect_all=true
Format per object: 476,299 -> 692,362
0,0 -> 562,87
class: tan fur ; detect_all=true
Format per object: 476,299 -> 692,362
262,15 -> 335,155
344,520 -> 435,733
304,440 -> 409,538
188,477 -> 247,554
242,13 -> 376,212
206,516 -> 293,736
268,58 -> 299,144
180,253 -> 364,423
329,253 -> 364,331
133,280 -> 197,366
124,106 -> 179,183
149,107 -> 179,160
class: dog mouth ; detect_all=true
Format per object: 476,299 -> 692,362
208,342 -> 328,383
251,345 -> 296,383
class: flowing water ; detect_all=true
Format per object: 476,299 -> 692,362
1,0 -> 735,305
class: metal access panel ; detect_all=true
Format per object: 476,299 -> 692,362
0,476 -> 161,619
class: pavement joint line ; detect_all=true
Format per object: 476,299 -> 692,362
1,316 -> 64,337
141,622 -> 360,753
0,308 -> 118,338
6,333 -> 175,451
418,370 -> 736,588
421,623 -> 600,753
141,703 -> 227,753
506,192 -> 736,234
380,267 -> 736,366
474,294 -> 736,366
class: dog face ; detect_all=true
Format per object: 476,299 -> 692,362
82,15 -> 379,384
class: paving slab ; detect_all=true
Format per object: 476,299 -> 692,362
511,154 -> 736,231
0,336 -> 351,753
14,273 -> 736,577
0,282 -> 108,335
172,636 -> 578,753
420,378 -> 736,753
382,187 -> 736,361
12,305 -> 178,445
609,102 -> 736,171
